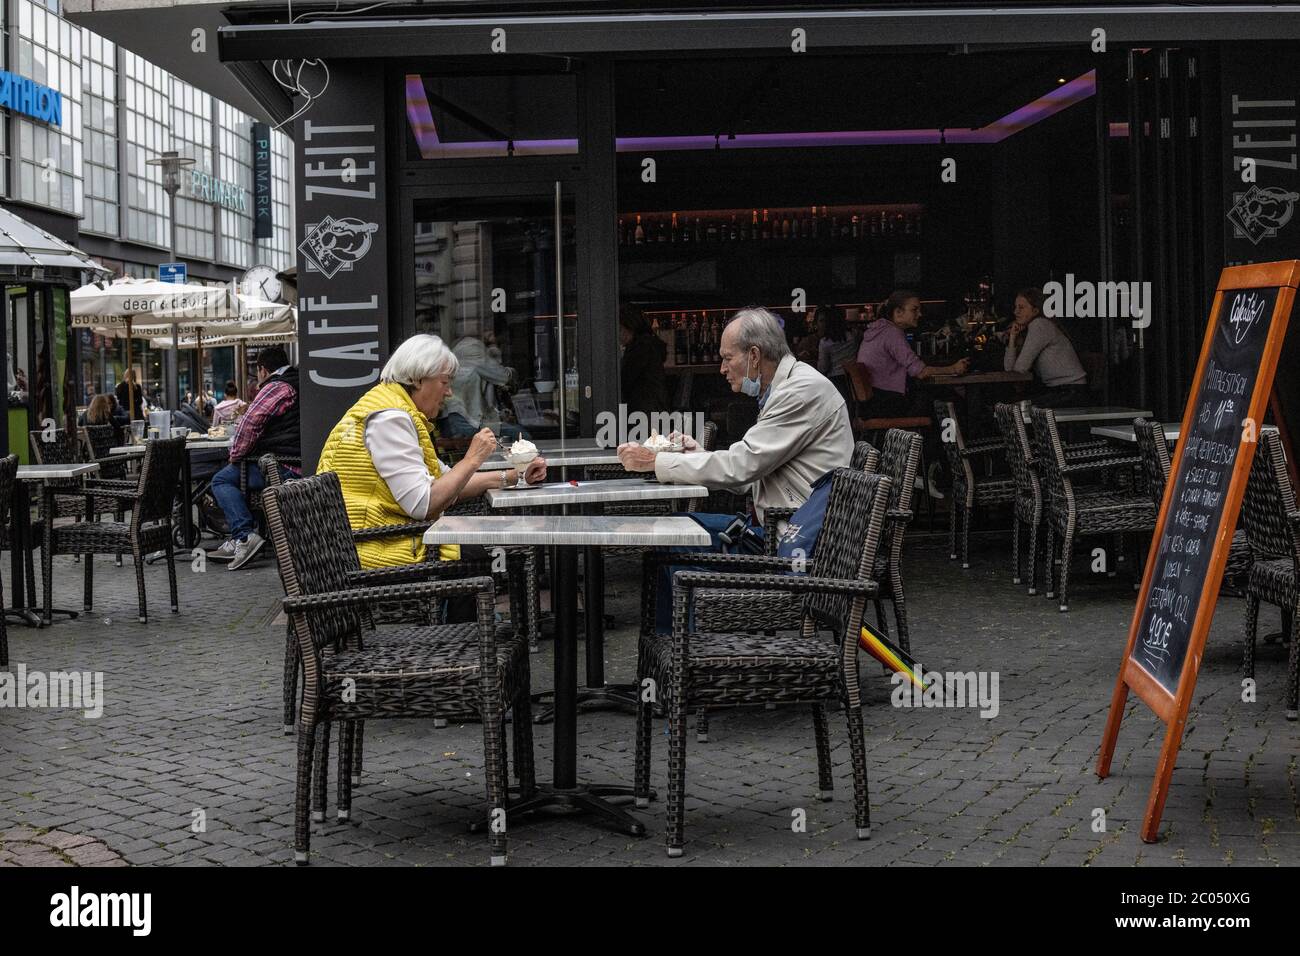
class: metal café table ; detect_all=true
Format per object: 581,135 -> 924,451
477,437 -> 621,472
1090,423 -> 1181,444
1021,405 -> 1154,424
11,462 -> 101,626
485,477 -> 709,714
425,514 -> 710,834
112,438 -> 232,548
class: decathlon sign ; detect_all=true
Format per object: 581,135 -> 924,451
0,69 -> 63,126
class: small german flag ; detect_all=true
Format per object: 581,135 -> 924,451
859,620 -> 924,690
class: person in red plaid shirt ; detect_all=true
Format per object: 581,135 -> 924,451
209,346 -> 300,569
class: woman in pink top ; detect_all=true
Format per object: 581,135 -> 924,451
212,380 -> 246,427
856,290 -> 968,417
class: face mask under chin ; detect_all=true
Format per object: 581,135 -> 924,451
740,356 -> 762,398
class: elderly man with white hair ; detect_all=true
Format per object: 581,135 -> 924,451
317,333 -> 548,571
618,307 -> 853,629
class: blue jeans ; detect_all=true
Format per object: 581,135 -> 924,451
211,462 -> 292,541
655,512 -> 763,634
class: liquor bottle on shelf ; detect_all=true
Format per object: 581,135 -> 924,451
681,216 -> 691,243
729,215 -> 739,241
634,215 -> 645,245
674,317 -> 687,366
869,211 -> 880,237
694,217 -> 704,243
761,209 -> 771,240
780,213 -> 790,239
748,209 -> 758,240
706,218 -> 719,243
671,212 -> 680,242
656,217 -> 668,242
565,365 -> 579,411
711,315 -> 723,361
894,212 -> 906,235
851,213 -> 860,239
879,210 -> 889,236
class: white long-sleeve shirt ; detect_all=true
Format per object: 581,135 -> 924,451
363,409 -> 452,519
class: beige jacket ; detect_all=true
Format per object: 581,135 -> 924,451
655,353 -> 854,521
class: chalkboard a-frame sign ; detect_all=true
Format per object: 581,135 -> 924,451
1098,260 -> 1300,843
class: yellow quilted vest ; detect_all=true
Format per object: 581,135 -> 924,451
317,381 -> 460,567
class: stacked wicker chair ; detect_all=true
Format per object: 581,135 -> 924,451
0,453 -> 14,666
935,400 -> 1016,569
263,472 -> 535,865
1029,407 -> 1155,612
1239,430 -> 1300,720
1132,418 -> 1252,592
42,437 -> 186,625
636,468 -> 891,856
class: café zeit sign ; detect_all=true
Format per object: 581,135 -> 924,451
186,169 -> 248,213
0,69 -> 62,126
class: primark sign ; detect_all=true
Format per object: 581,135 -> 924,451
186,170 -> 249,213
0,69 -> 62,126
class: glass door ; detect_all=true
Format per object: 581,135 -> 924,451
404,183 -> 579,440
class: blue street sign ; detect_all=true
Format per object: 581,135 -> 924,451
159,262 -> 187,284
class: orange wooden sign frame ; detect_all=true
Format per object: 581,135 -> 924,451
1097,260 -> 1300,843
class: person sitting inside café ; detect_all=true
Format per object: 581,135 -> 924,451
1000,286 -> 1089,408
209,346 -> 302,570
79,393 -> 129,445
617,307 -> 853,629
317,334 -> 548,573
856,289 -> 970,417
212,380 -> 246,427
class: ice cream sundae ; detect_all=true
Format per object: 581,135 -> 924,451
508,438 -> 539,465
643,431 -> 681,452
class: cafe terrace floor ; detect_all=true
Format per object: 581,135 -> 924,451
1,533 -> 1296,867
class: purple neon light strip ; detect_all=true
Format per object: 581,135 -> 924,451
405,74 -> 440,146
405,70 -> 1096,158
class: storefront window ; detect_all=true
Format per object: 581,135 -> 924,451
410,196 -> 578,439
404,72 -> 579,161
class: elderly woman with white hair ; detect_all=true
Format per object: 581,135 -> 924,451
317,333 -> 548,570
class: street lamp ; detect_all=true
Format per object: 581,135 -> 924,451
146,150 -> 195,409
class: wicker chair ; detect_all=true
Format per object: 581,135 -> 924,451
934,401 -> 1015,569
30,429 -> 127,524
264,472 -> 535,865
758,434 -> 918,648
1029,407 -> 1155,612
693,440 -> 884,741
80,425 -> 131,482
636,468 -> 891,856
43,437 -> 186,625
1132,418 -> 1252,591
0,453 -> 37,621
266,457 -> 538,734
0,454 -> 14,666
1239,430 -> 1300,720
994,402 -> 1046,593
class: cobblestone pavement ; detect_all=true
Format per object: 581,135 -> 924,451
1,528 -> 1296,867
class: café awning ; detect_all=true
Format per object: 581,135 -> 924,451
72,275 -> 239,320
0,206 -> 110,285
